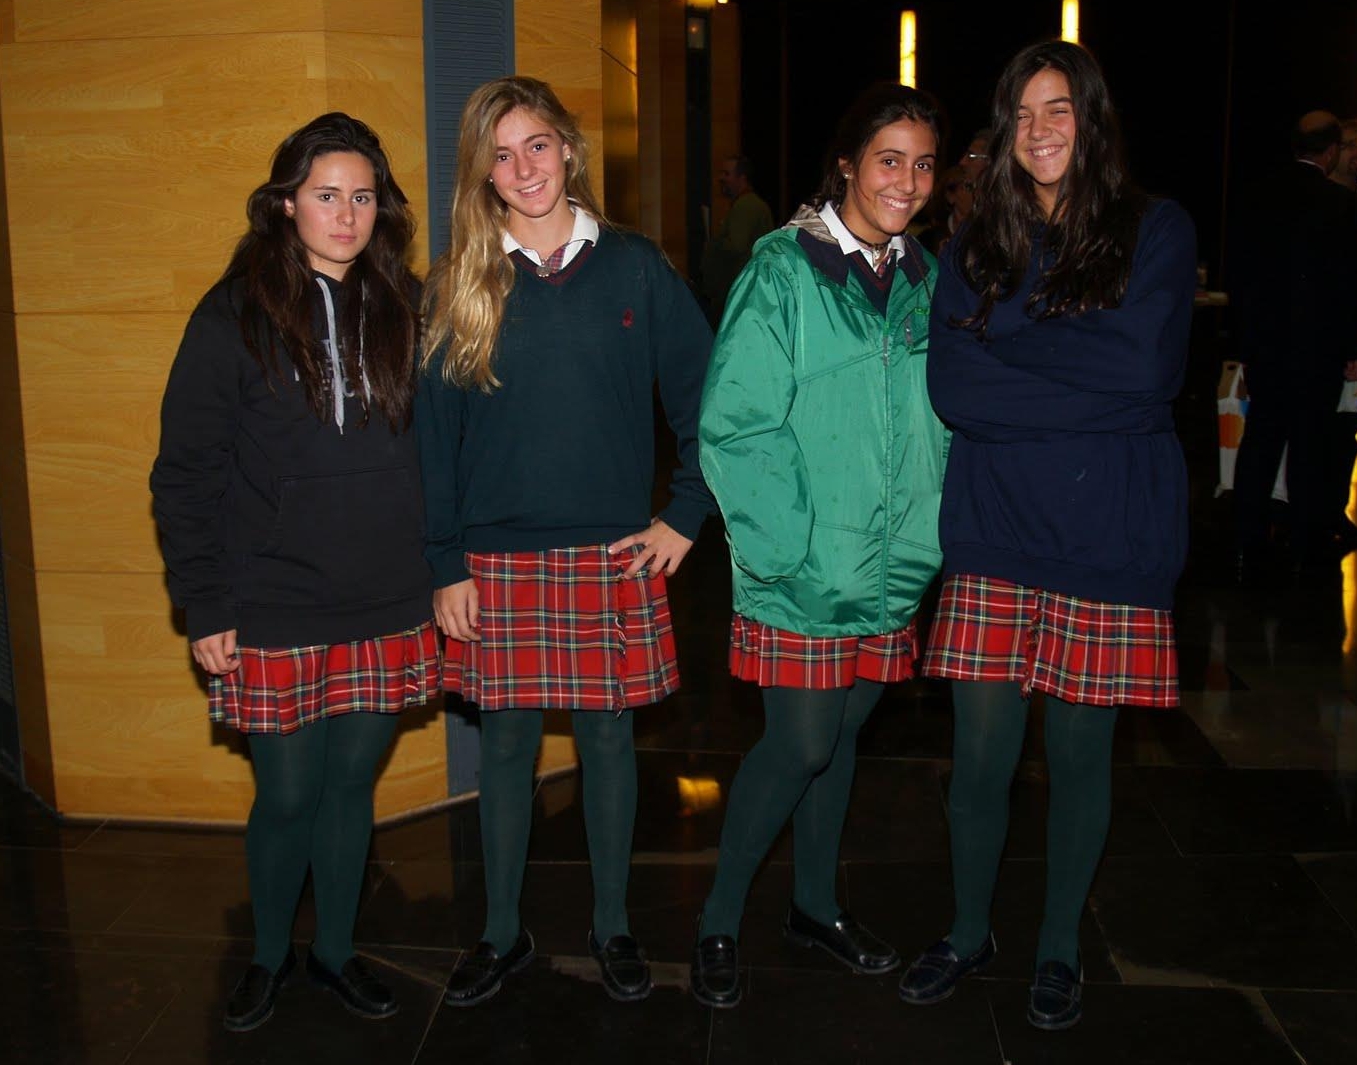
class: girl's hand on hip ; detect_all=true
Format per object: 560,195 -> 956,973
609,518 -> 694,578
434,579 -> 482,641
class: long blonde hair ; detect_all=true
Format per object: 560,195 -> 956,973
422,76 -> 607,390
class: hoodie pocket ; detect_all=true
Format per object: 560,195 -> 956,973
250,467 -> 427,607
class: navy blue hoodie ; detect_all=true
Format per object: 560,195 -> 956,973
926,199 -> 1197,610
151,274 -> 432,645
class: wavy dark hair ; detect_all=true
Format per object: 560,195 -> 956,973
812,82 -> 945,210
956,40 -> 1146,331
224,112 -> 418,429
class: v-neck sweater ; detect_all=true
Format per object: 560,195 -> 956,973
416,228 -> 716,586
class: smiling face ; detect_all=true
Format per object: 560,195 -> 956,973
283,151 -> 377,280
490,106 -> 574,242
1013,67 -> 1077,218
838,117 -> 937,244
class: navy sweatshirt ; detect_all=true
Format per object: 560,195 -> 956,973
416,229 -> 716,587
150,274 -> 432,645
926,199 -> 1197,610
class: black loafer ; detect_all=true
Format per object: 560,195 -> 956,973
691,933 -> 742,1008
588,931 -> 653,1002
782,904 -> 900,974
444,928 -> 536,1007
306,950 -> 398,1019
1028,959 -> 1082,1030
898,933 -> 996,1005
223,947 -> 296,1032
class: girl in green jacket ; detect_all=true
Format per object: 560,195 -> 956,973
692,83 -> 950,1008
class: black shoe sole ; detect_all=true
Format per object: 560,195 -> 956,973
782,923 -> 901,975
223,1005 -> 275,1034
1028,1006 -> 1082,1031
600,977 -> 653,1003
691,981 -> 742,1009
444,946 -> 536,1008
314,982 -> 400,1021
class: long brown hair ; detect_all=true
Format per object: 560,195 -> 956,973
225,112 -> 419,429
421,77 -> 607,390
956,40 -> 1145,333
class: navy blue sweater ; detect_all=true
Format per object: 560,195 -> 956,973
416,229 -> 715,587
926,199 -> 1197,609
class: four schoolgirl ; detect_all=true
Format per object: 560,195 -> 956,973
155,41 -> 1190,1035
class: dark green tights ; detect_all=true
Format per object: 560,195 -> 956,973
700,680 -> 885,939
478,709 -> 637,953
946,680 -> 1118,970
246,711 -> 398,972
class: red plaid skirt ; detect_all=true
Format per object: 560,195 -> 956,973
209,621 -> 442,734
442,544 -> 679,712
729,614 -> 918,689
921,573 -> 1178,708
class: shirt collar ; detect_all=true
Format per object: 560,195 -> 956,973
818,201 -> 907,262
501,202 -> 600,259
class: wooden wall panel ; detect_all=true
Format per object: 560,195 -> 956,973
322,31 -> 430,268
601,0 -> 639,227
0,33 -> 328,314
515,0 -> 606,206
637,0 -> 688,268
9,0 -> 327,42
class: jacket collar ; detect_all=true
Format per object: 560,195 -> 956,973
787,203 -> 928,289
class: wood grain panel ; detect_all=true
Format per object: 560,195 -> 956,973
8,0 -> 419,44
21,385 -> 162,574
322,32 -> 429,269
9,0 -> 327,43
0,33 -> 329,314
15,312 -> 185,395
324,0 -> 420,39
637,0 -> 687,268
516,0 -> 605,206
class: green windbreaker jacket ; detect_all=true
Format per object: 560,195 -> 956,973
699,207 -> 949,636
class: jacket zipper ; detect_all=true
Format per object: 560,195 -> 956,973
880,328 -> 893,626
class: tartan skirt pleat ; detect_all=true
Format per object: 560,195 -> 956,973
442,544 -> 679,712
209,620 -> 442,734
921,573 -> 1178,708
728,614 -> 919,689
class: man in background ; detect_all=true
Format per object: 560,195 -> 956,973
1231,111 -> 1357,579
700,154 -> 774,327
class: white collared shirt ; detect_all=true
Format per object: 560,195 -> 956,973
818,201 -> 907,267
501,203 -> 600,270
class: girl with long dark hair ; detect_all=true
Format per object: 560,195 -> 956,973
151,113 -> 437,1031
692,83 -> 949,1008
898,41 -> 1196,1030
417,76 -> 713,1007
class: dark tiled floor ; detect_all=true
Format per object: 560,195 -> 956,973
5,491 -> 1357,1062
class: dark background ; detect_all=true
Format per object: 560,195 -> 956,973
734,0 -> 1357,288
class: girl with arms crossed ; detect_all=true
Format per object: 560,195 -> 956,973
898,41 -> 1195,1030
